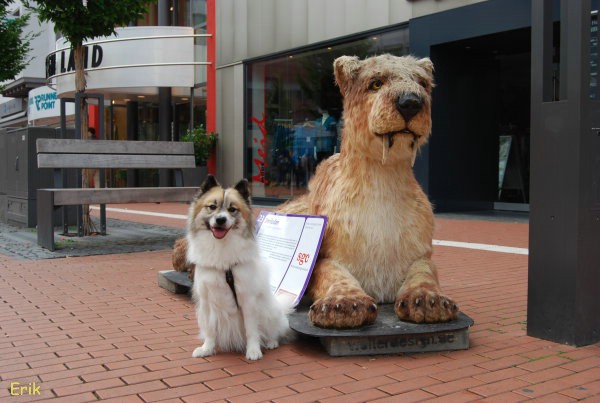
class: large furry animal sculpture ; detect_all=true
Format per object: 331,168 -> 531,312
278,54 -> 459,328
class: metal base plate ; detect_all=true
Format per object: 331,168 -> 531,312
157,270 -> 192,294
289,304 -> 474,356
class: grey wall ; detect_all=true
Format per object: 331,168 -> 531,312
216,0 -> 413,66
215,64 -> 245,186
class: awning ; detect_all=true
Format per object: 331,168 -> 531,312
0,111 -> 27,127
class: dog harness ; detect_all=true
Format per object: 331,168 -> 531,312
225,269 -> 239,308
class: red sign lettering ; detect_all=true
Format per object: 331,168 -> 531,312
296,252 -> 310,266
251,113 -> 268,184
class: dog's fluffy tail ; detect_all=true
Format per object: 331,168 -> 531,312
274,294 -> 297,343
275,293 -> 297,315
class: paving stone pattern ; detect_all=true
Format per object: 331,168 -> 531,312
0,203 -> 598,401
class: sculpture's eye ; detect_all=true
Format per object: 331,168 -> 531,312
368,79 -> 384,91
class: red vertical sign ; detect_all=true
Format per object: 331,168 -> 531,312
206,0 -> 217,175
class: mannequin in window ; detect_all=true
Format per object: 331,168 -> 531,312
315,107 -> 337,163
317,107 -> 336,130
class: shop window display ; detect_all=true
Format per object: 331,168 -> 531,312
246,27 -> 409,200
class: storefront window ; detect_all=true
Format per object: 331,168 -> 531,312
246,27 -> 409,200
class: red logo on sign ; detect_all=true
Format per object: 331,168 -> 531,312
251,112 -> 268,184
296,252 -> 310,266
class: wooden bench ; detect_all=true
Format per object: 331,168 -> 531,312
36,138 -> 199,251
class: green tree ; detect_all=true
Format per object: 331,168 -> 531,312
0,0 -> 35,87
25,0 -> 156,234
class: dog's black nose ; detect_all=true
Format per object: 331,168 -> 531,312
396,93 -> 423,122
215,216 -> 227,226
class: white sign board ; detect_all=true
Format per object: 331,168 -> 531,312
27,86 -> 75,122
255,212 -> 327,306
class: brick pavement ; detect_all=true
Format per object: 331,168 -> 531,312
0,203 -> 599,402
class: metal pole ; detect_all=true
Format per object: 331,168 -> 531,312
158,0 -> 173,186
528,0 -> 600,346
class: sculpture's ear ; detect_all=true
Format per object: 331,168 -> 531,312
200,174 -> 220,194
233,178 -> 251,205
417,57 -> 434,78
334,55 -> 362,95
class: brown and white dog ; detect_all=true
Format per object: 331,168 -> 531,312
279,54 -> 459,328
187,175 -> 291,360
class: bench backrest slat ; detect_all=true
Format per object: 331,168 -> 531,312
50,187 -> 199,205
36,139 -> 197,169
38,154 -> 196,169
36,139 -> 194,155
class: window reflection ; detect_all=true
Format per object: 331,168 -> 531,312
246,27 -> 409,200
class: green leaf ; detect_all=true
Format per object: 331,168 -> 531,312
0,2 -> 37,84
24,0 -> 156,47
181,125 -> 218,166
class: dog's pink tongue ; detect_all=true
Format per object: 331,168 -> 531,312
210,227 -> 229,239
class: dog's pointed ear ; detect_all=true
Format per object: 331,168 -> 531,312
334,55 -> 362,95
200,174 -> 220,194
417,57 -> 434,78
234,178 -> 251,205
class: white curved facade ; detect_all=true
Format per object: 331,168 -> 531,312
50,26 -> 205,99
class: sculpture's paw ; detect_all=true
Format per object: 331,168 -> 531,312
187,265 -> 196,281
395,286 -> 459,323
309,294 -> 378,329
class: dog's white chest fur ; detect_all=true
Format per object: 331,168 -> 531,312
192,263 -> 246,351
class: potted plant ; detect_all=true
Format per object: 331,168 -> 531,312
181,125 -> 218,186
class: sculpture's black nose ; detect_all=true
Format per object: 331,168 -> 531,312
396,93 -> 423,122
215,216 -> 227,226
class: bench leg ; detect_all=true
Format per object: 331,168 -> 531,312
100,204 -> 107,235
37,190 -> 56,251
77,205 -> 83,237
62,206 -> 69,235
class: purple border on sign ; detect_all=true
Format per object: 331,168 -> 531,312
255,210 -> 328,306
